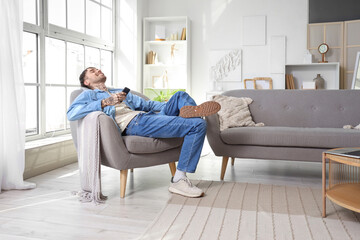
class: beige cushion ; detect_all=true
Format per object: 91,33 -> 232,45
213,95 -> 264,131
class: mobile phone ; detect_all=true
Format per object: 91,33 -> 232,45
122,87 -> 130,94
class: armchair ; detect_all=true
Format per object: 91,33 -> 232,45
69,88 -> 183,198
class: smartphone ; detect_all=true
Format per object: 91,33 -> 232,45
122,87 -> 130,94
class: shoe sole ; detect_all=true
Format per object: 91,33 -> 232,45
179,101 -> 221,118
168,187 -> 204,198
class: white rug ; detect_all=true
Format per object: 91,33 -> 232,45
140,181 -> 360,240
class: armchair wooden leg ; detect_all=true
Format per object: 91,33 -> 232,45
231,157 -> 235,166
169,162 -> 176,177
221,156 -> 229,180
120,169 -> 128,198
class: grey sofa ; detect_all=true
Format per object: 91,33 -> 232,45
70,88 -> 183,197
206,89 -> 360,180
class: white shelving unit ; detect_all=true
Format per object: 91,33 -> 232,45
143,17 -> 190,100
285,63 -> 340,89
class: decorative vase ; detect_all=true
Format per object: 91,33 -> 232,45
313,74 -> 325,89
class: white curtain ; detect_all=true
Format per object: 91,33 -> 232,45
0,0 -> 35,192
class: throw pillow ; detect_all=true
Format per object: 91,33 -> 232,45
213,95 -> 264,131
343,124 -> 360,130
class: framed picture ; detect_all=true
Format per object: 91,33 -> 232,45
302,81 -> 316,90
152,76 -> 163,88
254,77 -> 273,89
243,16 -> 266,46
244,77 -> 273,89
244,79 -> 255,89
209,49 -> 242,82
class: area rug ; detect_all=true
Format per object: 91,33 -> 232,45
140,181 -> 360,240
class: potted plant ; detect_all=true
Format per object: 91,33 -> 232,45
146,88 -> 185,102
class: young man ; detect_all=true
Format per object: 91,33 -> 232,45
67,67 -> 220,197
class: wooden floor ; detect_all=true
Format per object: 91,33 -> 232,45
0,148 -> 323,239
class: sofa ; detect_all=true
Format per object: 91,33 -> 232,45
206,89 -> 360,180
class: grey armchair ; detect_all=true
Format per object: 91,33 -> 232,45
69,88 -> 183,198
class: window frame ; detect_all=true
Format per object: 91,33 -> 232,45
23,0 -> 116,141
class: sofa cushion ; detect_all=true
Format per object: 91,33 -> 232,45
213,95 -> 263,131
123,136 -> 183,154
220,126 -> 360,148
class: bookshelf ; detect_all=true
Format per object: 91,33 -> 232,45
285,63 -> 340,89
143,17 -> 190,100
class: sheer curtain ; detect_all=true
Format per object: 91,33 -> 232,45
0,0 -> 35,192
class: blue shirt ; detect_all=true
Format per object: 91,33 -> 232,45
67,88 -> 166,122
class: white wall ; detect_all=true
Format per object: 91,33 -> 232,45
141,0 -> 309,101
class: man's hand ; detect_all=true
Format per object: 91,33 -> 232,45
116,92 -> 127,102
101,92 -> 127,108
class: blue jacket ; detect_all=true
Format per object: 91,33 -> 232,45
67,88 -> 166,121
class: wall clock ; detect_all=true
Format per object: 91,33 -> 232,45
318,43 -> 329,63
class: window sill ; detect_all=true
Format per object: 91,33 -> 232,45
25,134 -> 73,150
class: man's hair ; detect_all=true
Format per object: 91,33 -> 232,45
79,67 -> 93,89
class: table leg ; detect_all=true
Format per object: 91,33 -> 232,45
329,160 -> 332,187
322,152 -> 326,218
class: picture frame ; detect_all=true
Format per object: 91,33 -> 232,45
254,77 -> 273,89
243,16 -> 266,46
244,79 -> 255,89
152,76 -> 163,88
352,51 -> 360,89
302,81 -> 316,90
209,49 -> 242,82
244,77 -> 273,89
154,25 -> 165,41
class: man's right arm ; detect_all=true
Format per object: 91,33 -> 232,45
67,91 -> 103,121
101,93 -> 123,108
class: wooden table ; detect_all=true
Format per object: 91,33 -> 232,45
322,148 -> 360,217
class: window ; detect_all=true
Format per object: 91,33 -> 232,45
23,31 -> 38,136
67,0 -> 85,33
23,0 -> 115,140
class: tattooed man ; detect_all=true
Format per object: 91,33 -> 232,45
67,67 -> 220,198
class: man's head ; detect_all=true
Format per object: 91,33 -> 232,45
79,67 -> 106,89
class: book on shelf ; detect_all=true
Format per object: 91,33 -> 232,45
180,28 -> 186,40
290,75 -> 295,89
285,74 -> 295,89
285,74 -> 290,89
147,51 -> 156,64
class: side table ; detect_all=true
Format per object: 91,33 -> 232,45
322,148 -> 360,217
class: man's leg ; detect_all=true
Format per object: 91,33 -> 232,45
159,91 -> 197,116
158,92 -> 203,182
159,91 -> 220,118
126,113 -> 206,173
126,113 -> 206,197
157,91 -> 219,196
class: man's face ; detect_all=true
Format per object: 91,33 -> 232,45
84,68 -> 107,88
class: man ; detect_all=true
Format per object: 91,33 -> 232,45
67,67 -> 220,197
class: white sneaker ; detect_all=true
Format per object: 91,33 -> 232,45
168,177 -> 204,198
